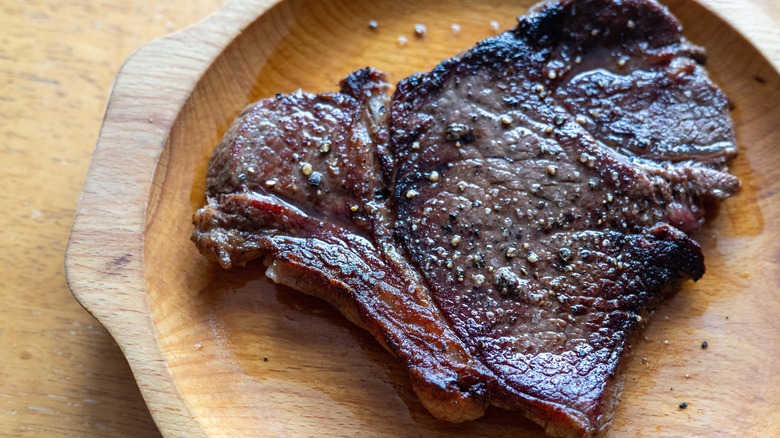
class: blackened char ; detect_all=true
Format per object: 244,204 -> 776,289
191,0 -> 739,436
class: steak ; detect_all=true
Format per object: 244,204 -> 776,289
191,0 -> 740,436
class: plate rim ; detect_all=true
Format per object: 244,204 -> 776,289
64,0 -> 780,436
65,0 -> 281,435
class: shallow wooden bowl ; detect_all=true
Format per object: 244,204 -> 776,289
66,0 -> 780,436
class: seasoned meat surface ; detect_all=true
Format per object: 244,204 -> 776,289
193,68 -> 496,422
192,0 -> 739,436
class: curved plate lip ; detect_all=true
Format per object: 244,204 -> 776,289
65,0 -> 280,436
692,0 -> 780,72
64,0 -> 780,436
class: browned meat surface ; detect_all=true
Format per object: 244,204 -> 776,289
194,69 -> 496,421
191,0 -> 739,436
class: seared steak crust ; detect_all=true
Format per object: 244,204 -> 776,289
192,0 -> 739,436
193,69 -> 496,422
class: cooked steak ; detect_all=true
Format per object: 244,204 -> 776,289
193,68 -> 497,422
191,0 -> 739,436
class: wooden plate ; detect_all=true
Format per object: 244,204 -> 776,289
66,0 -> 780,436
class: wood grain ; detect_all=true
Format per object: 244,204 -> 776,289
2,0 -> 777,437
0,1 -> 224,436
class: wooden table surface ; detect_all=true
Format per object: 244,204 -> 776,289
0,0 -> 777,436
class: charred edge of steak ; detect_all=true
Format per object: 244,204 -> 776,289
479,224 -> 704,438
193,191 -> 497,421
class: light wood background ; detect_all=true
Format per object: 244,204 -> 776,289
0,1 -> 223,436
1,0 -> 778,437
